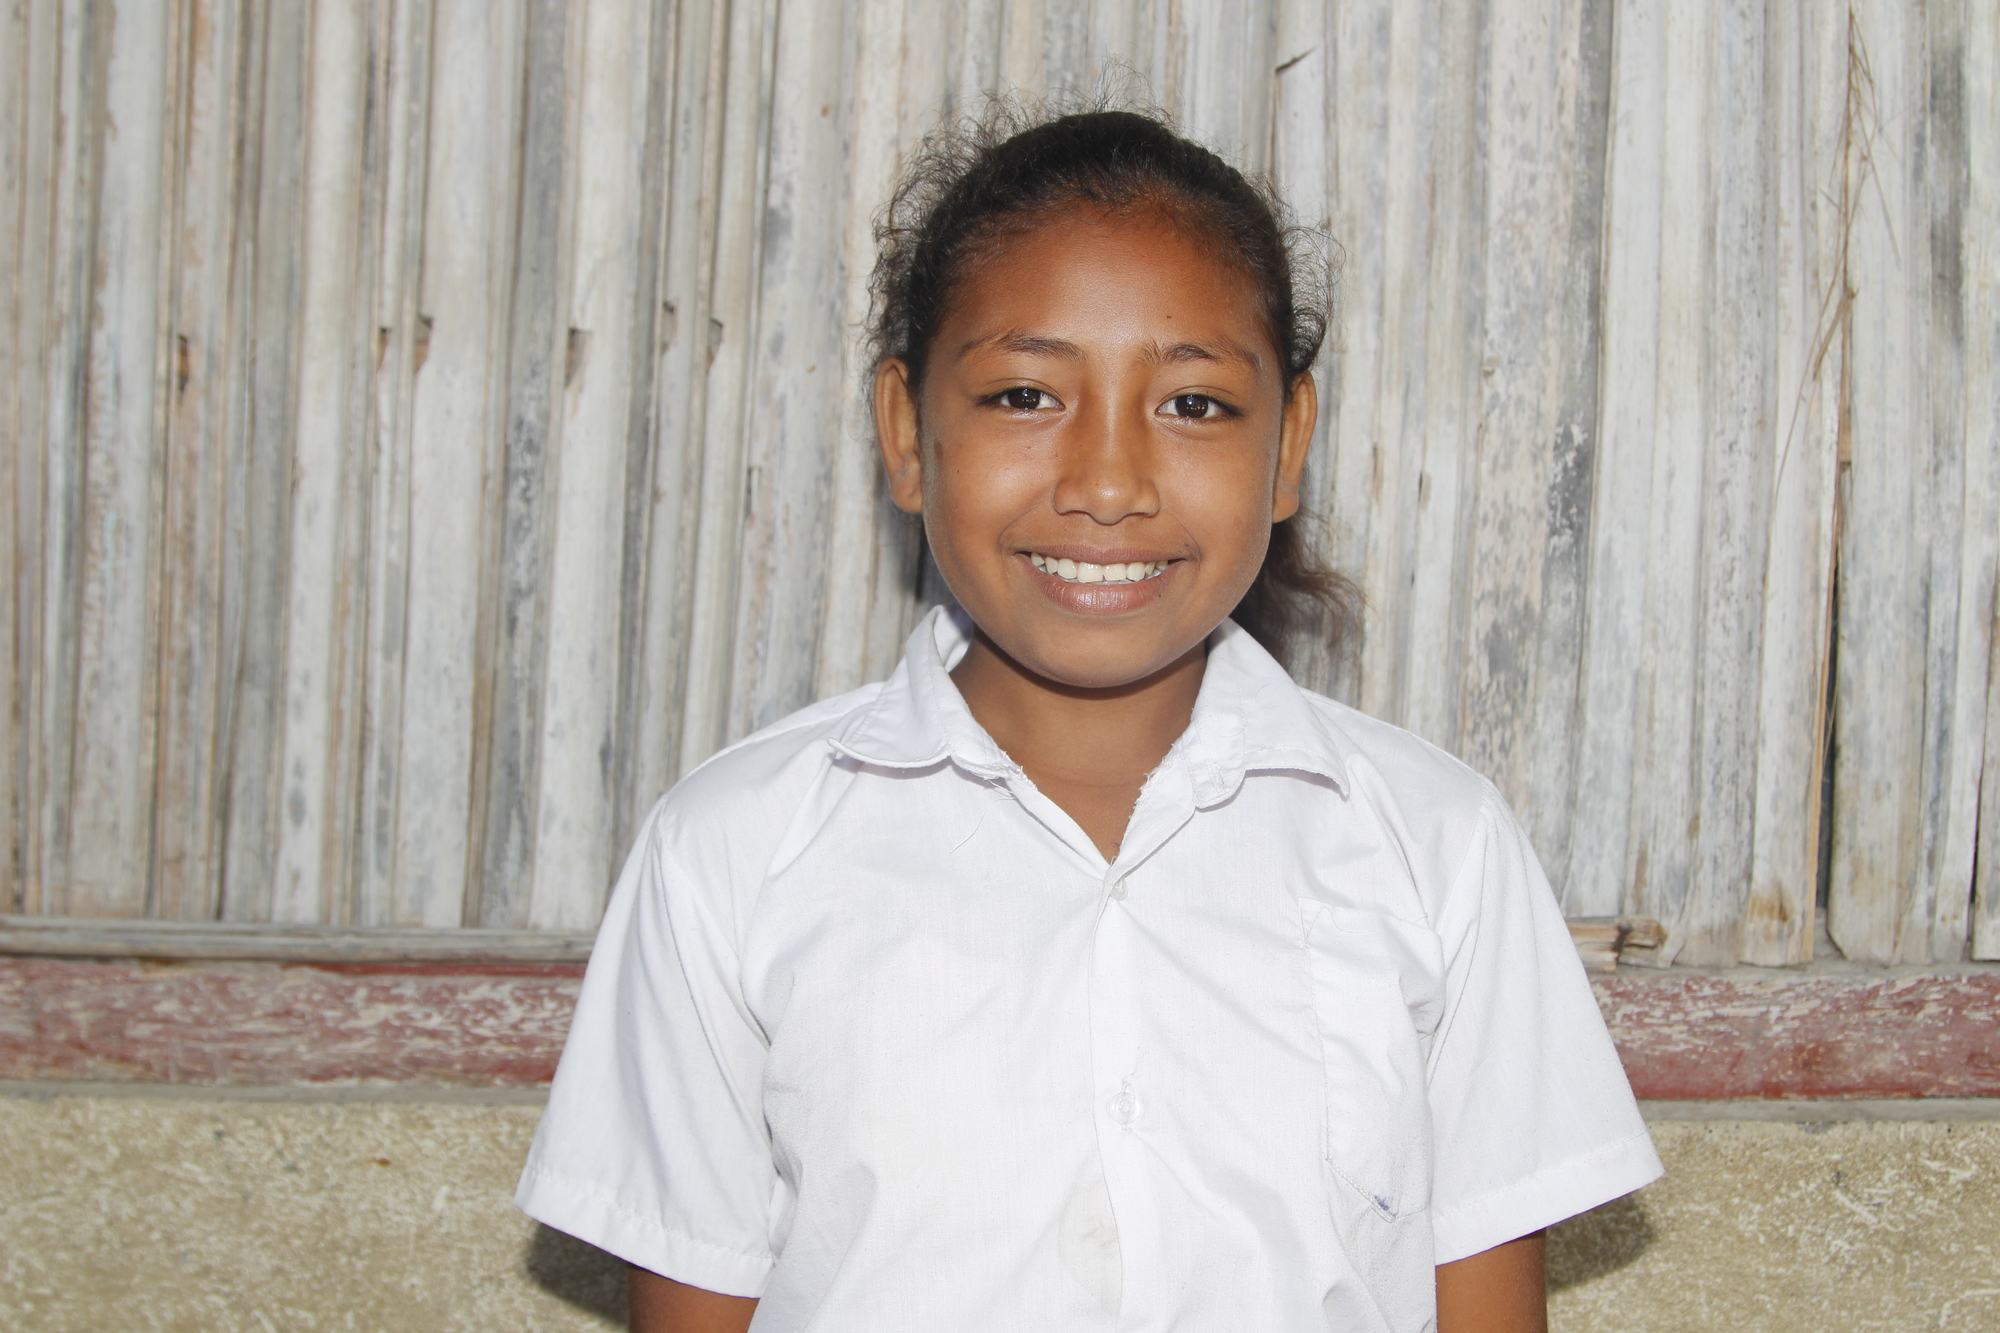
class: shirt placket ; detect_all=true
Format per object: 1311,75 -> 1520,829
1086,766 -> 1200,1333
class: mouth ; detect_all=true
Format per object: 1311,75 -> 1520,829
1026,552 -> 1171,585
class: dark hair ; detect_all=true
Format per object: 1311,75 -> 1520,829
868,104 -> 1361,671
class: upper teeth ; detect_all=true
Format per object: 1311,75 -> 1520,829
1029,554 -> 1168,584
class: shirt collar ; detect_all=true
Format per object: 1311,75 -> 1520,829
1168,617 -> 1355,803
830,604 -> 1356,800
829,606 -> 1017,779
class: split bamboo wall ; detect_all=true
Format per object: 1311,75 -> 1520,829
4,0 -> 1996,965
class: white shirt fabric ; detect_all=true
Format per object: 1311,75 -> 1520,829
517,606 -> 1662,1332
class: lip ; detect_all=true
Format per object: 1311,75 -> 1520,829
1017,550 -> 1184,615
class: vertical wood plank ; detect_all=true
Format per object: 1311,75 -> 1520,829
1831,0 -> 1933,962
1978,600 -> 2000,959
320,0 -> 397,929
1173,0 -> 1273,172
1158,0 -> 1185,116
1086,0 -> 1149,89
471,0 -> 571,930
1316,0 -> 1397,713
677,0 -> 775,770
1902,0 -> 1968,963
949,0 -> 1007,109
526,0 -> 656,930
393,0 -> 525,927
1679,0 -> 1773,965
1967,0 -> 2000,960
898,0 -> 954,138
1399,0 -> 1483,755
605,0 -> 682,860
1743,0 -> 1847,965
152,0 -> 252,921
0,0 -> 43,914
726,0 -> 847,739
353,0 -> 435,927
1913,0 -> 1991,962
1619,0 -> 1712,956
64,0 -> 173,918
1567,0 -> 1664,919
220,0 -> 312,922
999,0 -> 1047,95
32,0 -> 100,916
1455,0 -> 1585,844
626,0 -> 722,830
1520,0 -> 1613,898
270,0 -> 374,924
1040,0 -> 1091,97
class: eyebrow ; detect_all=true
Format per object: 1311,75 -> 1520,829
955,329 -> 1264,371
1148,339 -> 1262,371
956,330 -> 1084,361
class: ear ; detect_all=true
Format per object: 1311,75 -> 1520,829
874,358 -> 925,514
1271,371 -> 1317,523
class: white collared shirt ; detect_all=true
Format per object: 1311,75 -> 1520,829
517,607 -> 1661,1332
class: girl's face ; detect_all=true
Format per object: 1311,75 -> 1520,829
875,208 -> 1315,691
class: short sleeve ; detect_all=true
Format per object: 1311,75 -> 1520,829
515,804 -> 781,1297
1424,794 -> 1664,1264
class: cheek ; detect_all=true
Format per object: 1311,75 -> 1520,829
923,429 -> 1045,524
1167,455 -> 1280,561
919,446 -> 1022,574
1216,513 -> 1275,589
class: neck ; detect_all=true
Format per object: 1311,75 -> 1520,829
950,629 -> 1207,859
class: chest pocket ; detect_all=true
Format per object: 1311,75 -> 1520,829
1298,900 -> 1447,1222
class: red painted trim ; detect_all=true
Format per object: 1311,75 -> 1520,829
1595,970 -> 2000,1099
292,960 -> 588,979
3,957 -> 1995,1096
0,957 -> 580,1086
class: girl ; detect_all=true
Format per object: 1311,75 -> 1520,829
518,108 -> 1660,1333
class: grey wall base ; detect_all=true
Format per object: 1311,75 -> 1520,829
2,1086 -> 1996,1332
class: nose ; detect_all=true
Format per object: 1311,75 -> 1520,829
1052,395 -> 1160,524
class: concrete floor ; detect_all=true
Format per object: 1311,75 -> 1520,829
1550,1107 -> 2000,1332
1,1084 -> 1995,1331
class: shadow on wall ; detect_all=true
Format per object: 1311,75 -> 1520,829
1548,1192 -> 1657,1292
520,1193 -> 1658,1312
526,1224 -> 629,1325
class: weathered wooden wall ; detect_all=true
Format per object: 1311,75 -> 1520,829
3,0 -> 1995,964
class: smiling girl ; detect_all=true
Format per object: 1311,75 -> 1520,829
518,109 -> 1661,1333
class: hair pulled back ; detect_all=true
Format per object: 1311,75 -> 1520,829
869,103 -> 1360,670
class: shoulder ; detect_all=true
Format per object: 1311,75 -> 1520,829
1300,690 -> 1500,820
1296,689 -> 1511,906
645,684 -> 884,876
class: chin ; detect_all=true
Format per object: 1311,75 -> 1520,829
1011,628 -> 1201,692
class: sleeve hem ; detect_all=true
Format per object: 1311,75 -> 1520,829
1430,1128 -> 1665,1265
514,1164 -> 775,1298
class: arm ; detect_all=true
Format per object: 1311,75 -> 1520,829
629,1265 -> 758,1333
520,822 -> 778,1326
1435,1230 -> 1545,1333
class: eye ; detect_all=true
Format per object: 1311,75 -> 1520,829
992,386 -> 1057,411
1161,393 -> 1228,419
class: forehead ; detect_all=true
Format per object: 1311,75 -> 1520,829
939,209 -> 1274,371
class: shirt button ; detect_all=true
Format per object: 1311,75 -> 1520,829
1108,878 -> 1129,901
1108,1090 -> 1138,1125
